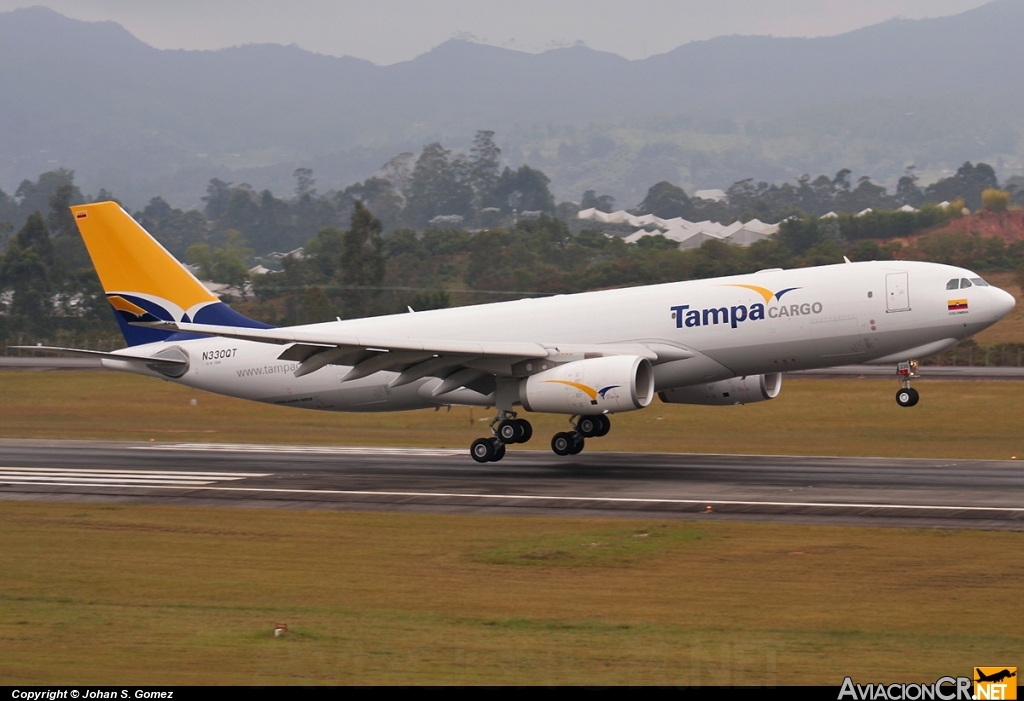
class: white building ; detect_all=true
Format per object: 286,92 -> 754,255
578,209 -> 779,250
693,189 -> 727,202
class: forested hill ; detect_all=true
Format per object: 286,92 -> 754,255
1,2 -> 1023,207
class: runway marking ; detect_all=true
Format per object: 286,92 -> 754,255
121,443 -> 1022,466
131,443 -> 464,457
1,476 -> 1021,514
0,467 -> 269,477
0,467 -> 270,488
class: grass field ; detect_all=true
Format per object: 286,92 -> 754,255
2,370 -> 1022,684
2,502 -> 1021,685
1,370 -> 1022,459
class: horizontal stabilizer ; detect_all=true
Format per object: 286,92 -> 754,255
9,346 -> 188,366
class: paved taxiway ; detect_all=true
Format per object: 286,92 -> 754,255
1,439 -> 1021,530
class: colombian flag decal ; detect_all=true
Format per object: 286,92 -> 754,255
948,299 -> 968,311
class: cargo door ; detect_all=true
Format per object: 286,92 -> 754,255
886,272 -> 910,312
811,315 -> 866,359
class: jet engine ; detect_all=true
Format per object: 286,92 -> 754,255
519,355 -> 654,414
659,373 -> 782,406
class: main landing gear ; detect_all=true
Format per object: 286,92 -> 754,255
895,359 -> 920,407
550,414 -> 611,457
469,411 -> 533,463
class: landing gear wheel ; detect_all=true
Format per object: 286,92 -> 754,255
515,418 -> 533,443
568,434 -> 585,455
491,441 -> 506,462
498,419 -> 523,443
895,387 -> 919,407
595,415 -> 611,437
470,437 -> 495,463
578,416 -> 601,438
551,432 -> 574,456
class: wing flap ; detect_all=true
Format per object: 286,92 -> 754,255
141,320 -> 551,359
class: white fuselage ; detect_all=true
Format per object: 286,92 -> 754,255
103,261 -> 1015,413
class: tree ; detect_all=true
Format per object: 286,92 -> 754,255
48,183 -> 90,269
339,201 -> 385,318
492,166 -> 555,214
185,230 -> 250,288
299,285 -> 336,324
405,143 -> 473,227
895,166 -> 924,208
251,189 -> 294,254
138,198 -> 209,258
293,168 -> 317,198
15,169 -> 82,228
925,162 -> 999,210
469,130 -> 502,208
832,169 -> 852,192
580,189 -> 615,213
0,188 -> 17,228
202,178 -> 234,221
344,177 -> 403,232
378,152 -> 415,199
982,188 -> 1010,213
0,213 -> 62,339
635,181 -> 692,219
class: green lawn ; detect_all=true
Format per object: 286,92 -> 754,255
1,502 -> 1020,685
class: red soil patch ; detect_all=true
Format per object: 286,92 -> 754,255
892,209 -> 1024,247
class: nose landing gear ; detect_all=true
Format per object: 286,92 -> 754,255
895,360 -> 920,407
469,410 -> 533,463
550,414 -> 611,456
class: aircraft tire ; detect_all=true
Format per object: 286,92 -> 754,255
895,387 -> 920,407
595,415 -> 611,437
568,434 -> 585,455
578,416 -> 600,437
471,437 -> 495,463
515,419 -> 533,443
551,432 -> 574,456
490,440 -> 506,462
498,419 -> 522,443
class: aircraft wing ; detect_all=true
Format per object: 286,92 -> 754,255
137,320 -> 683,393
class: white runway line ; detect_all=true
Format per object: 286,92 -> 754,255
0,466 -> 270,488
133,443 -> 464,457
0,467 -> 269,477
1,475 -> 1021,514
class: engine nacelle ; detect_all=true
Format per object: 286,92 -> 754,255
659,373 -> 782,406
520,355 -> 654,414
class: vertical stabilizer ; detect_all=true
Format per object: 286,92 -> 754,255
71,202 -> 271,346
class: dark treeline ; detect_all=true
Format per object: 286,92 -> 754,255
2,130 -> 1024,346
628,162 -> 1018,224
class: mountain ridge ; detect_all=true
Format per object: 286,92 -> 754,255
1,2 -> 1022,208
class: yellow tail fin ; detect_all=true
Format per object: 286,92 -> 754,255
72,201 -> 268,345
72,202 -> 216,310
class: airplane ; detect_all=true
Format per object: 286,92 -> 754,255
975,669 -> 1016,684
18,201 -> 1016,463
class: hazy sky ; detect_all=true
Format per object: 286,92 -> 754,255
0,0 -> 996,63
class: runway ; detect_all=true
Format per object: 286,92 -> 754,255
1,439 -> 1021,530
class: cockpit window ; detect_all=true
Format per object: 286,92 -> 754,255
970,277 -> 990,287
946,279 -> 959,290
960,278 -> 972,288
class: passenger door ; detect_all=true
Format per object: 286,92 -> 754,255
886,272 -> 910,312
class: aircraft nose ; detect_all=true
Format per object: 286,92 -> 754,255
990,286 -> 1016,320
